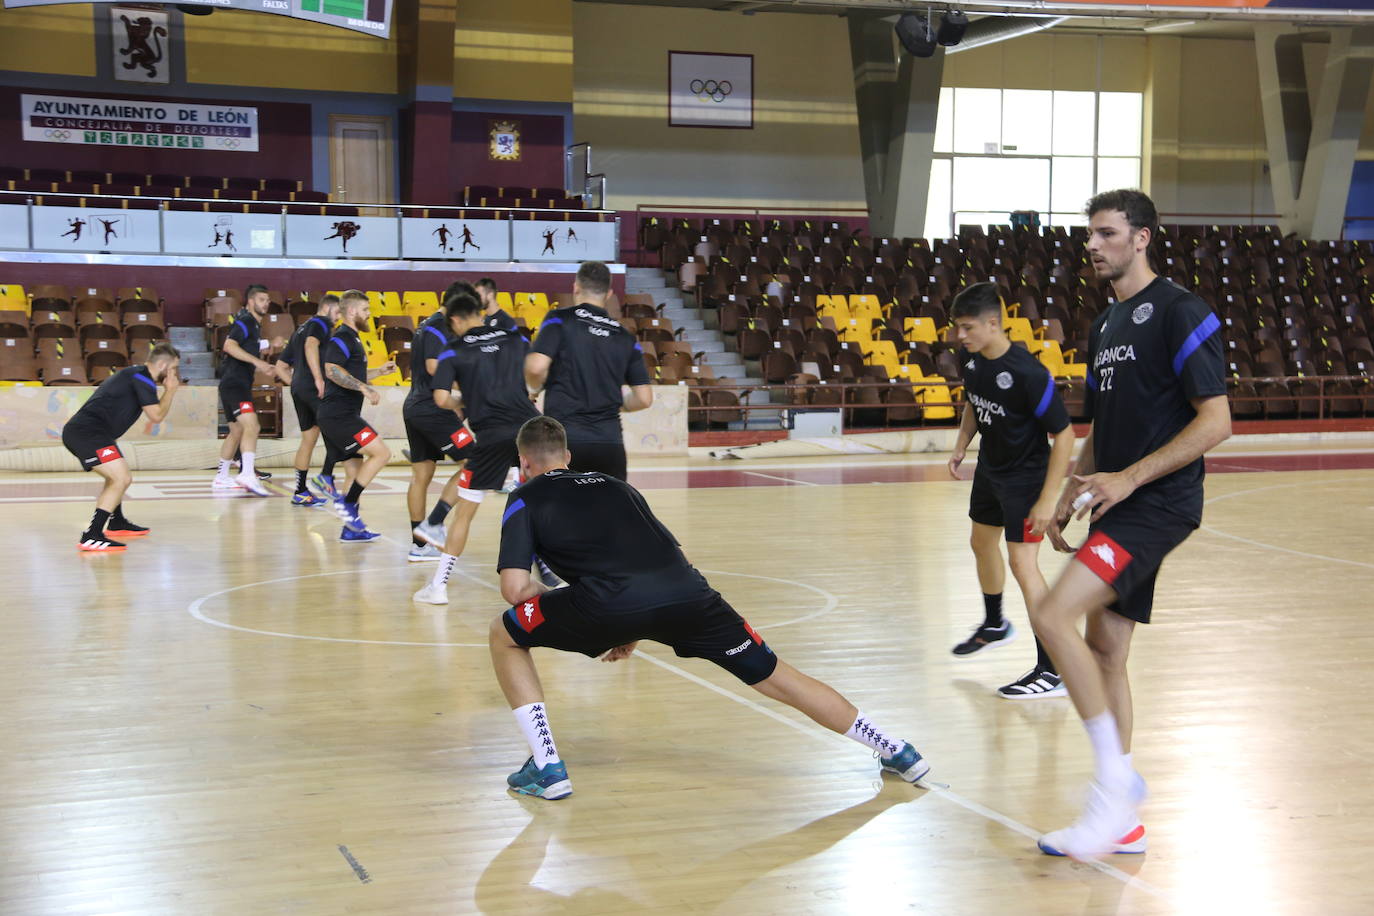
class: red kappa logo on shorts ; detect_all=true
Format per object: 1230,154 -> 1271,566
238,400 -> 256,415
96,445 -> 122,464
353,426 -> 377,446
742,619 -> 763,645
458,468 -> 473,489
515,596 -> 545,632
1076,532 -> 1133,585
1021,519 -> 1045,544
451,428 -> 474,450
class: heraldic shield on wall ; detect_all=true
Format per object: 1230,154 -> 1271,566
489,120 -> 521,161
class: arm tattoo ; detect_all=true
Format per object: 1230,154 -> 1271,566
325,363 -> 365,392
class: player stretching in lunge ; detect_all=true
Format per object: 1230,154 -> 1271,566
948,282 -> 1076,698
318,290 -> 395,542
1035,190 -> 1229,859
61,343 -> 181,552
487,416 -> 931,800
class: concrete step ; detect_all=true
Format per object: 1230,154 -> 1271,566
689,340 -> 727,355
169,326 -> 208,352
626,267 -> 666,278
179,350 -> 216,374
710,364 -> 752,379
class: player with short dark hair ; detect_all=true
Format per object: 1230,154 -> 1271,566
487,416 -> 931,800
476,278 -> 517,331
413,291 -> 539,604
403,288 -> 476,562
213,284 -> 281,495
523,260 -> 652,480
319,290 -> 395,542
1034,189 -> 1230,859
275,293 -> 342,506
61,343 -> 181,552
948,281 -> 1076,699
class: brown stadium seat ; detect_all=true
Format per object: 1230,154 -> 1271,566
84,337 -> 129,374
204,296 -> 239,327
32,310 -> 76,340
39,354 -> 87,385
0,338 -> 38,381
0,310 -> 28,338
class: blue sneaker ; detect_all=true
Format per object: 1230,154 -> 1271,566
311,474 -> 340,502
291,491 -> 324,507
335,500 -> 367,533
507,756 -> 572,800
879,741 -> 931,783
340,526 -> 380,543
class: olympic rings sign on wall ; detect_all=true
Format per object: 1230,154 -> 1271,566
688,78 -> 733,104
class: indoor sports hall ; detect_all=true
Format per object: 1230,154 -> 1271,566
3,0 -> 1374,913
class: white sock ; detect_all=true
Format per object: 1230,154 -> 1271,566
431,553 -> 457,588
241,451 -> 256,475
1084,711 -> 1131,787
514,702 -> 560,767
843,712 -> 906,758
218,459 -> 231,477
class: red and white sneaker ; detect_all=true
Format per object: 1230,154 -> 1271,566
1039,822 -> 1146,856
78,536 -> 127,553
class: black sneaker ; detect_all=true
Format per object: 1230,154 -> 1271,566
255,468 -> 271,480
105,519 -> 149,538
997,667 -> 1067,699
951,621 -> 1016,657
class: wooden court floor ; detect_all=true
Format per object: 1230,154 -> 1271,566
3,450 -> 1372,914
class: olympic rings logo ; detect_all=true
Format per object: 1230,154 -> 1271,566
221,138 -> 242,149
44,129 -> 71,140
688,78 -> 732,103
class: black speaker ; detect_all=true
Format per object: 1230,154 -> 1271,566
895,12 -> 938,59
937,11 -> 968,46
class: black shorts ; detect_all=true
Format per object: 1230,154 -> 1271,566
62,423 -> 124,471
503,589 -> 780,685
405,409 -> 475,464
317,408 -> 382,459
291,389 -> 321,432
460,432 -> 519,492
1076,496 -> 1198,624
568,440 -> 627,481
219,382 -> 256,422
969,468 -> 1048,543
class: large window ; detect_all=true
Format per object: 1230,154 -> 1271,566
923,88 -> 1144,241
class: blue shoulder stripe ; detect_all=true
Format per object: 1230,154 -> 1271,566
436,348 -> 456,361
308,316 -> 330,335
1033,371 -> 1055,418
330,337 -> 350,357
233,319 -> 249,339
540,316 -> 563,327
501,498 -> 526,526
1171,312 -> 1221,375
421,325 -> 447,344
134,372 -> 157,391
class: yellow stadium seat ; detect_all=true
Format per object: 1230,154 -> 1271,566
904,317 -> 939,344
860,339 -> 901,375
895,364 -> 924,383
817,295 -> 851,326
496,291 -> 515,313
848,295 -> 884,322
838,317 -> 873,343
1005,317 -> 1034,344
0,285 -> 27,314
361,331 -> 403,386
916,376 -> 956,421
375,291 -> 403,316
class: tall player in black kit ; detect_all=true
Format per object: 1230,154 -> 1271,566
486,417 -> 932,800
1034,190 -> 1230,860
524,260 -> 653,480
413,291 -> 539,605
404,287 -> 476,562
212,284 -> 281,496
274,293 -> 341,506
61,343 -> 181,552
948,282 -> 1076,698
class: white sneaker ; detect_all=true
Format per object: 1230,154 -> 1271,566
408,543 -> 441,562
413,582 -> 449,605
212,474 -> 241,490
235,471 -> 269,496
1037,775 -> 1147,860
414,520 -> 446,547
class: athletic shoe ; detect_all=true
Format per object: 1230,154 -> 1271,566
78,535 -> 127,553
414,520 -> 446,547
105,520 -> 149,538
408,542 -> 441,562
234,471 -> 269,496
310,474 -> 340,502
1039,823 -> 1147,857
255,468 -> 271,480
951,620 -> 1016,657
506,756 -> 572,800
535,556 -> 563,589
412,582 -> 449,604
1037,775 -> 1148,860
997,667 -> 1068,700
879,741 -> 931,783
212,474 -> 241,490
291,491 -> 324,507
334,500 -> 367,533
339,526 -> 380,543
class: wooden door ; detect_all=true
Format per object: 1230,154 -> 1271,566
328,114 -> 394,215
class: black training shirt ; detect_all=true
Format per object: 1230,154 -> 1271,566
405,313 -> 454,418
281,314 -> 333,398
531,304 -> 650,443
1085,277 -> 1225,524
321,324 -> 367,415
220,308 -> 261,388
498,470 -> 715,614
431,327 -> 538,435
68,364 -> 160,438
959,343 -> 1070,478
485,309 -> 519,332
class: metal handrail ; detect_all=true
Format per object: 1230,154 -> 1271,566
0,188 -> 614,215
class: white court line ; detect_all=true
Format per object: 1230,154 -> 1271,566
741,470 -> 820,486
1200,476 -> 1374,571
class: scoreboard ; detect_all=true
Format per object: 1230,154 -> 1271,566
3,0 -> 392,38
